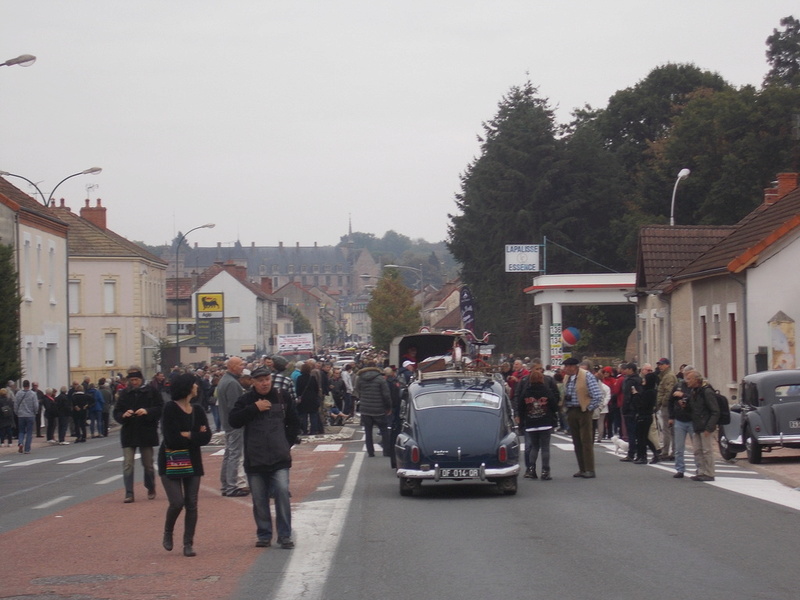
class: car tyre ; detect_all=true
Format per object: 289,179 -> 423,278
717,429 -> 738,460
399,477 -> 415,497
498,476 -> 517,495
745,425 -> 763,464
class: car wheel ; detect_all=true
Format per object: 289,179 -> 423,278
745,426 -> 763,464
717,429 -> 738,460
399,477 -> 415,497
498,476 -> 517,495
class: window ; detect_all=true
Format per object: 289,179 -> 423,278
69,334 -> 81,368
68,280 -> 81,315
48,243 -> 57,304
22,234 -> 31,300
103,280 -> 116,314
104,333 -> 116,366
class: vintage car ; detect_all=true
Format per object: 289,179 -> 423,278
718,369 -> 800,464
392,331 -> 520,496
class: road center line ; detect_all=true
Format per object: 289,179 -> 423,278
272,450 -> 365,599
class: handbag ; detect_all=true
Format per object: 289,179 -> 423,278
164,408 -> 195,477
164,449 -> 194,477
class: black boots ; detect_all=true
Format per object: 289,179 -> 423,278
163,531 -> 173,552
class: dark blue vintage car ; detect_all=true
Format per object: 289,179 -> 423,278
392,332 -> 520,496
718,369 -> 800,463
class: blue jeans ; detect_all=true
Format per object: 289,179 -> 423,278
247,469 -> 292,542
17,417 -> 35,452
210,405 -> 221,432
18,416 -> 34,452
89,411 -> 103,436
673,419 -> 693,474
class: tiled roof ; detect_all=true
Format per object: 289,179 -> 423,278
51,205 -> 166,264
672,186 -> 800,282
636,225 -> 734,290
0,177 -> 67,228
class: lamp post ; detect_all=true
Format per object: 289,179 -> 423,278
0,167 -> 102,207
669,168 -> 691,226
174,223 -> 215,362
1,54 -> 36,68
383,264 -> 423,292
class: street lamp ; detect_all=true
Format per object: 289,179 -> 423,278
669,168 -> 691,226
174,223 -> 215,362
1,54 -> 36,68
384,264 -> 423,292
0,167 -> 103,206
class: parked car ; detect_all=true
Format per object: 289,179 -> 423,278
392,332 -> 519,496
718,369 -> 800,464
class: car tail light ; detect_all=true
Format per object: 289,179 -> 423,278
411,446 -> 420,463
498,445 -> 508,462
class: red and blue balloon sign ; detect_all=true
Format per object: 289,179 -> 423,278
562,326 -> 581,346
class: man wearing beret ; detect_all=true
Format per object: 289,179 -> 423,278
229,366 -> 302,549
562,358 -> 604,478
113,365 -> 164,503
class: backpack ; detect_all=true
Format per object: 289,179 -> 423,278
707,385 -> 731,425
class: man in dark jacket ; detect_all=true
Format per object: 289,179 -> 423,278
354,360 -> 391,458
685,369 -> 720,482
70,382 -> 91,444
668,367 -> 694,478
229,367 -> 301,549
113,365 -> 164,503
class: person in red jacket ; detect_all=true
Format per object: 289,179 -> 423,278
602,366 -> 622,439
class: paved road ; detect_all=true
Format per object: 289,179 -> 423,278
2,428 -> 800,600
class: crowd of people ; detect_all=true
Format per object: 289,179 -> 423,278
501,356 -> 722,482
1,346 -> 724,558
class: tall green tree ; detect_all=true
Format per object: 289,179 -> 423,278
289,307 -> 313,334
367,270 -> 420,351
764,15 -> 800,88
448,81 -> 560,349
0,244 -> 21,383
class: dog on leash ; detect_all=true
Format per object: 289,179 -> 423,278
611,435 -> 629,455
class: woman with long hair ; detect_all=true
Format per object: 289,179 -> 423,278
158,373 -> 212,557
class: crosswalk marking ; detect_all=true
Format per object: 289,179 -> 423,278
3,458 -> 56,467
95,474 -> 123,485
58,456 -> 103,465
315,444 -> 343,452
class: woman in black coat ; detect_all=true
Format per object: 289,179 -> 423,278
158,373 -> 211,557
296,362 -> 321,435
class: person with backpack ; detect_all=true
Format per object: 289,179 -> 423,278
685,369 -> 720,482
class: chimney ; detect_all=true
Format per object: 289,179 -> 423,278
279,241 -> 283,250
80,198 -> 107,229
764,173 -> 799,205
260,276 -> 273,294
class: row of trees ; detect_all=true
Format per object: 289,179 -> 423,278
448,16 -> 800,354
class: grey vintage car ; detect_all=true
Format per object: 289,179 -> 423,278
718,369 -> 800,464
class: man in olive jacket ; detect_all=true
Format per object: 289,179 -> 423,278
113,366 -> 163,503
685,369 -> 720,482
354,360 -> 391,457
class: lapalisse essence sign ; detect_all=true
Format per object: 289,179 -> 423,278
505,245 -> 540,272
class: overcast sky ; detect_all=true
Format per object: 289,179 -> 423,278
2,2 -> 796,249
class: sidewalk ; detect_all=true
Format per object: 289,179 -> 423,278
0,426 -> 358,600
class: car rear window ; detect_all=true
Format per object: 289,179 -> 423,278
413,390 -> 501,410
775,384 -> 800,400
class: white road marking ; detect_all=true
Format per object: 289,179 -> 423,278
316,485 -> 334,491
212,449 -> 226,456
108,453 -> 139,462
32,496 -> 73,509
273,451 -> 365,599
58,456 -> 103,464
315,444 -> 343,452
3,458 -> 56,467
710,478 -> 800,511
95,474 -> 123,485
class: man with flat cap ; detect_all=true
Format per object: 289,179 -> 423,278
113,365 -> 164,503
562,358 -> 603,478
229,366 -> 302,549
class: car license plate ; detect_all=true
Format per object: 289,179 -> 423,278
789,420 -> 800,429
439,468 -> 479,478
